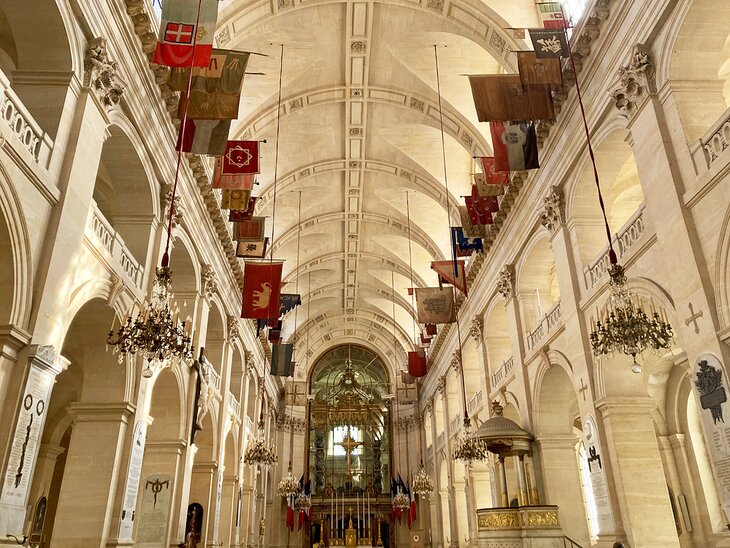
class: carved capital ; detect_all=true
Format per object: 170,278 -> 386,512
496,265 -> 515,299
611,44 -> 656,120
84,37 -> 125,108
426,396 -> 435,413
450,350 -> 461,373
540,186 -> 565,232
437,375 -> 447,394
469,318 -> 483,342
227,315 -> 240,342
201,264 -> 218,298
161,184 -> 184,228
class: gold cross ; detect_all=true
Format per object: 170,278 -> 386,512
335,427 -> 364,474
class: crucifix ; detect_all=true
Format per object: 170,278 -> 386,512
577,378 -> 588,401
684,302 -> 704,334
336,427 -> 364,476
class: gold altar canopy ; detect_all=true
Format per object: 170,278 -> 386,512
308,345 -> 391,496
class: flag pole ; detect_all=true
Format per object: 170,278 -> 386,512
269,44 -> 285,261
433,45 -> 470,427
161,0 -> 206,268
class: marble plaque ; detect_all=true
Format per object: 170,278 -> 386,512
691,353 -> 730,520
583,415 -> 614,534
1,367 -> 54,506
118,420 -> 146,540
136,473 -> 173,546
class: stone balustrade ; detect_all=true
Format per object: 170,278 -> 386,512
476,505 -> 565,546
86,201 -> 144,290
229,391 -> 241,419
468,389 -> 483,414
490,356 -> 514,392
584,203 -> 647,289
526,301 -> 562,351
700,105 -> 730,167
450,414 -> 461,435
0,69 -> 53,168
208,366 -> 222,395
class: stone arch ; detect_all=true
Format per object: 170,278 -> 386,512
715,203 -> 730,328
94,124 -> 157,270
204,298 -> 227,374
565,126 -> 645,266
664,0 -> 730,143
483,298 -> 511,381
534,363 -> 590,545
516,235 -> 560,332
0,0 -> 80,137
169,232 -> 201,318
0,163 -> 31,327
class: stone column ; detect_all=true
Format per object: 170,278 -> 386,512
534,434 -> 589,544
0,345 -> 68,538
516,455 -> 528,506
0,326 -> 31,423
496,266 -> 533,430
497,457 -> 508,507
615,46 -> 729,367
439,376 -> 459,548
463,464 -> 478,547
30,41 -> 123,348
427,397 -> 443,548
596,396 -> 680,547
190,461 -> 217,546
218,474 -> 239,547
50,402 -> 135,546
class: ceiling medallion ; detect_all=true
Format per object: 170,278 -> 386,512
590,263 -> 673,374
107,266 -> 193,376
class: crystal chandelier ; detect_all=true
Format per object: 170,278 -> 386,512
277,470 -> 299,498
411,463 -> 434,496
453,419 -> 487,463
245,421 -> 278,467
393,492 -> 410,510
294,492 -> 312,512
590,263 -> 673,374
107,266 -> 193,376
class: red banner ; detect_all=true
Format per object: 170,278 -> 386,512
479,156 -> 510,185
465,185 -> 499,226
222,141 -> 260,174
241,261 -> 284,320
408,350 -> 427,377
213,157 -> 256,189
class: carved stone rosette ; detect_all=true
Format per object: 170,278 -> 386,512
496,265 -> 515,299
540,187 -> 565,232
611,44 -> 656,120
201,264 -> 218,298
84,37 -> 125,108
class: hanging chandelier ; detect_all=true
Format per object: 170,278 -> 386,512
294,492 -> 312,512
277,470 -> 299,498
412,463 -> 434,496
107,266 -> 193,375
453,419 -> 487,464
393,491 -> 410,510
590,263 -> 673,374
245,421 -> 279,467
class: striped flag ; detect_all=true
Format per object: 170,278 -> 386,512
153,0 -> 219,67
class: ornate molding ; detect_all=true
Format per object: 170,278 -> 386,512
539,186 -> 565,232
611,44 -> 656,120
469,318 -> 483,342
84,37 -> 125,108
496,265 -> 515,299
227,315 -> 240,342
161,184 -> 184,228
450,350 -> 461,373
201,264 -> 218,298
278,415 -> 306,432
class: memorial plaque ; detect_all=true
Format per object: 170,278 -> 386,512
136,474 -> 173,546
691,353 -> 730,520
583,415 -> 614,534
0,365 -> 55,533
212,469 -> 223,541
118,421 -> 146,540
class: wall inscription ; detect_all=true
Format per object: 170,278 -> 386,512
583,415 -> 614,534
136,473 -> 173,546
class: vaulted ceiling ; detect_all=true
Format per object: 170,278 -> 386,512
214,0 -> 543,377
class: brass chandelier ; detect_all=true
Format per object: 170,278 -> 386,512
452,418 -> 487,464
294,491 -> 312,512
277,471 -> 299,498
393,491 -> 410,510
245,420 -> 278,467
412,463 -> 434,496
590,263 -> 673,373
107,266 -> 193,376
